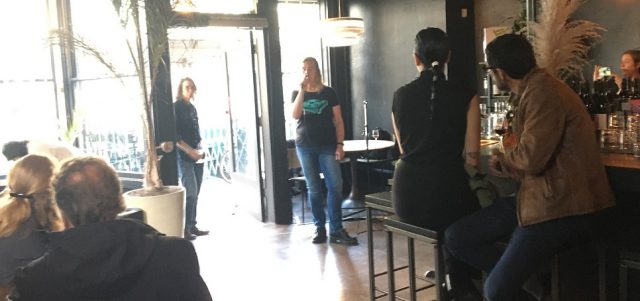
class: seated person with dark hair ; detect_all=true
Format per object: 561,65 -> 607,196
11,156 -> 212,301
2,140 -> 81,162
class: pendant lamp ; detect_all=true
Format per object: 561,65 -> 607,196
321,0 -> 364,47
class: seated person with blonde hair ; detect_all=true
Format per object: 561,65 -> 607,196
0,154 -> 64,300
11,156 -> 212,301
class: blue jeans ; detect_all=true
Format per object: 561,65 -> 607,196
296,145 -> 344,234
178,153 -> 204,231
444,197 -> 601,301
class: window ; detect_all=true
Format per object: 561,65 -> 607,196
0,1 -> 59,170
69,0 -> 146,172
175,0 -> 257,14
278,1 -> 324,140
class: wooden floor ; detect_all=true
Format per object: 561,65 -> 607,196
191,178 -> 438,301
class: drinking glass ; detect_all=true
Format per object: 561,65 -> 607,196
633,142 -> 640,159
371,129 -> 380,140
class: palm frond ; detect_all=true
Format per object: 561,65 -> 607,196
530,0 -> 605,81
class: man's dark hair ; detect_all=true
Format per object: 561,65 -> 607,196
485,34 -> 536,79
2,140 -> 29,161
53,156 -> 125,227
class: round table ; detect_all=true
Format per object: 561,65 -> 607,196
342,139 -> 395,209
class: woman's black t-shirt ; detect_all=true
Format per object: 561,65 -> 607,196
295,87 -> 340,147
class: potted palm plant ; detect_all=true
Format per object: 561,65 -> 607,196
53,0 -> 186,237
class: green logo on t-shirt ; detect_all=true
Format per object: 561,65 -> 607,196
304,98 -> 328,115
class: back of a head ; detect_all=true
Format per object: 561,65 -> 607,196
0,154 -> 63,236
2,141 -> 28,161
53,156 -> 124,227
485,33 -> 537,79
414,27 -> 450,68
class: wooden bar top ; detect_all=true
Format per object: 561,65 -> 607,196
600,152 -> 640,170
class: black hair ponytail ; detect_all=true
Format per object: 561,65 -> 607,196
414,27 -> 449,120
428,61 -> 440,120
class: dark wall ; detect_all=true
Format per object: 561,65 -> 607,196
348,0 -> 476,137
574,0 -> 640,78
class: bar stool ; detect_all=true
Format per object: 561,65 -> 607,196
619,248 -> 640,301
365,192 -> 398,300
384,215 -> 447,301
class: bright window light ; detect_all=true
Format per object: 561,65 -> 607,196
174,0 -> 257,14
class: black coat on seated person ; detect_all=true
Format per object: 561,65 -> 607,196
11,219 -> 212,301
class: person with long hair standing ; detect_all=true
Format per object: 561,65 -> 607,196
292,57 -> 357,245
174,77 -> 209,240
0,154 -> 64,299
391,27 -> 482,299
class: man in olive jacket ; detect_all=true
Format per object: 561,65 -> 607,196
444,34 -> 615,301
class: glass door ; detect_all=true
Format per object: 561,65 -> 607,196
169,26 -> 264,221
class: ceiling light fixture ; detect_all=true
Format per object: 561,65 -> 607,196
320,0 -> 364,47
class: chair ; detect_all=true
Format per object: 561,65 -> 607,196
117,207 -> 145,222
358,129 -> 399,193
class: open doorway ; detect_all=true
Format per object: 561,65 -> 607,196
168,26 -> 265,221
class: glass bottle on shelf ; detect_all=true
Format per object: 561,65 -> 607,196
579,80 -> 593,114
591,80 -> 609,131
631,78 -> 640,114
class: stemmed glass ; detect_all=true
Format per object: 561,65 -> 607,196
371,129 -> 380,140
493,113 -> 507,152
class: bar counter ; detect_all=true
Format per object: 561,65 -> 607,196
599,152 -> 640,300
601,152 -> 640,170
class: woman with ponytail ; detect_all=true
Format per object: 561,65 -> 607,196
391,27 -> 481,232
0,154 -> 63,299
391,27 -> 482,300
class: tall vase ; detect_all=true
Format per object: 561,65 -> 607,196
123,185 -> 186,238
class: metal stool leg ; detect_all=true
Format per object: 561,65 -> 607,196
386,230 -> 395,301
435,244 -> 448,301
551,253 -> 561,301
408,237 -> 417,301
619,263 -> 628,301
367,208 -> 375,301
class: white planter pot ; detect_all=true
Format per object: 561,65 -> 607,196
123,185 -> 185,238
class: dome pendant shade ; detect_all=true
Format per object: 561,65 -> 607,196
321,17 -> 364,47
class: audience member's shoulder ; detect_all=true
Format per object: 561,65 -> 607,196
156,235 -> 197,253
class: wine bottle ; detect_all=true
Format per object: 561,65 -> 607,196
630,78 -> 640,114
579,81 -> 593,114
592,80 -> 608,131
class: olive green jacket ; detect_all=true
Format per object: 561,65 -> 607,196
502,68 -> 615,226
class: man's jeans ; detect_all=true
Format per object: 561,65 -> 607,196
296,145 -> 344,234
178,153 -> 204,231
444,197 -> 601,301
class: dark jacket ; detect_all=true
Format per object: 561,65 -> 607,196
502,68 -> 615,226
11,219 -> 212,301
0,226 -> 47,285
